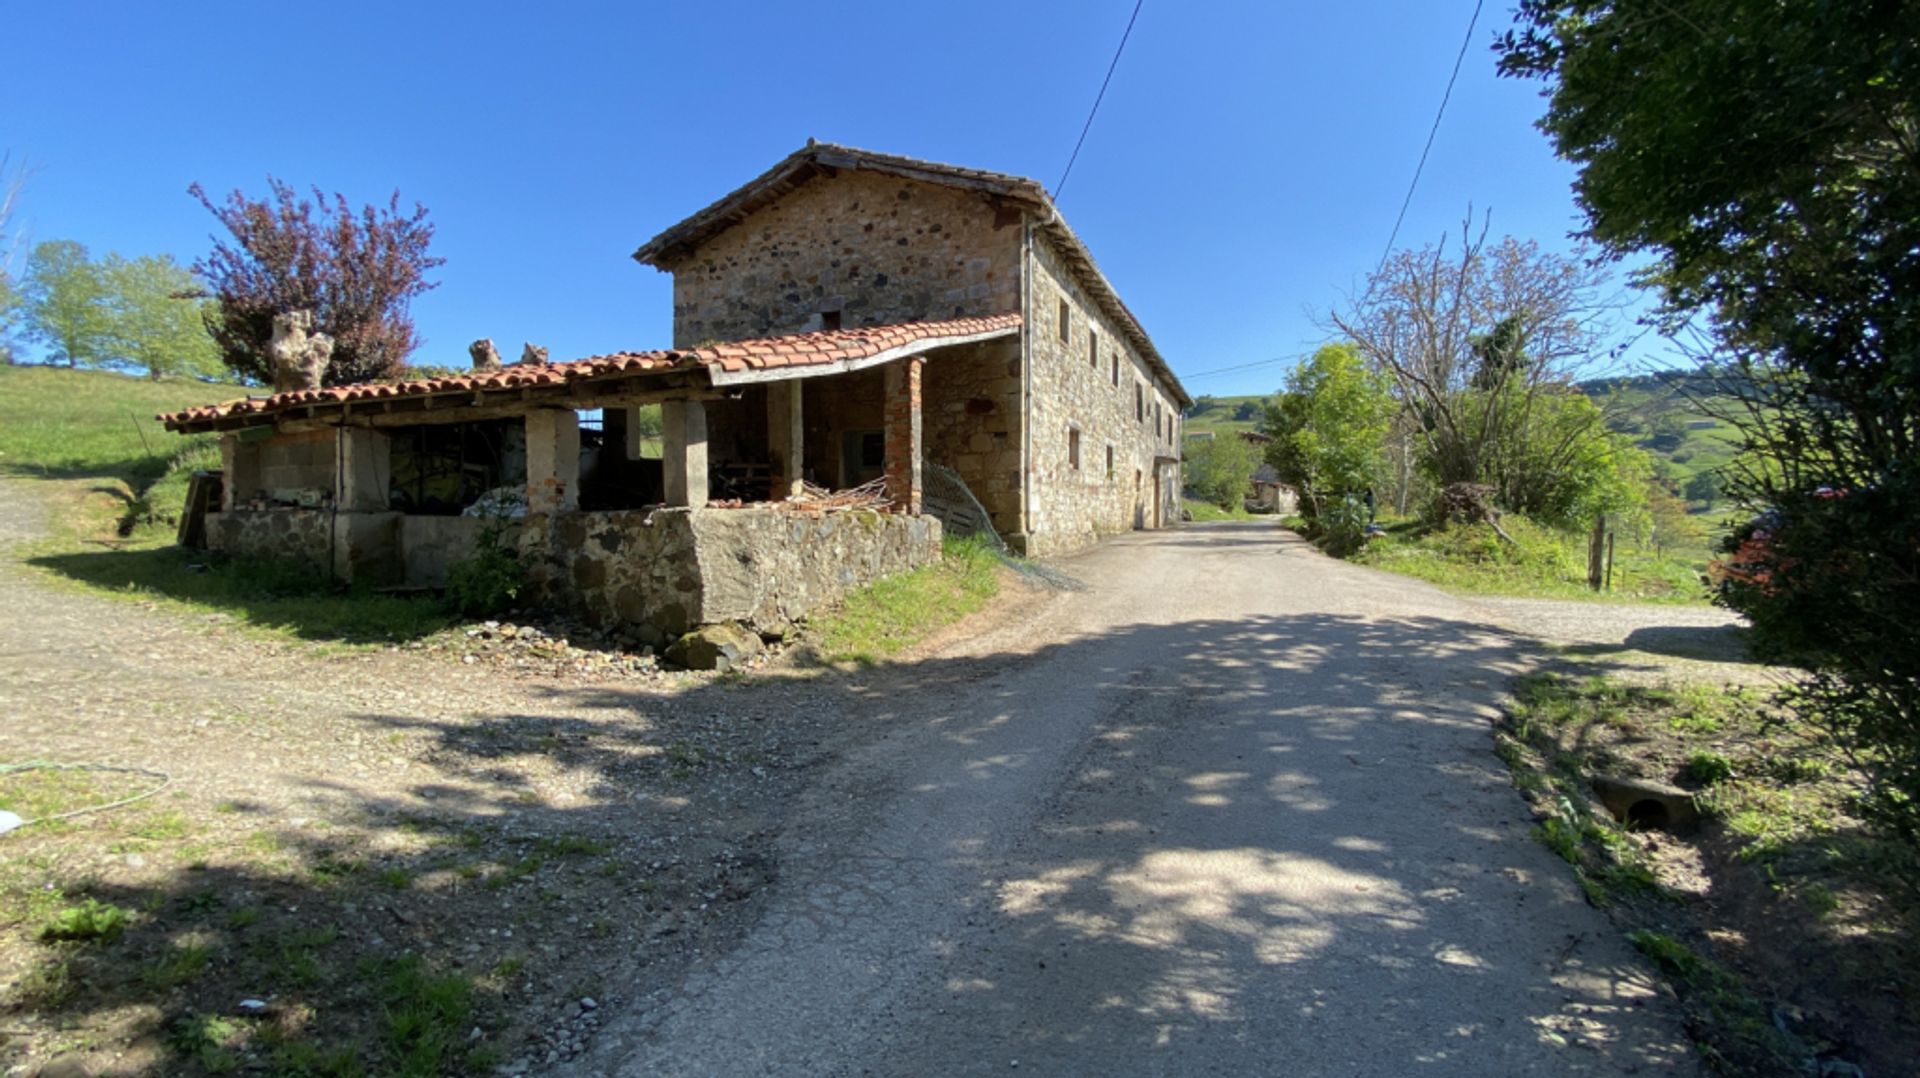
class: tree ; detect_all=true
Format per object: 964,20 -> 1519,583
100,254 -> 220,379
1683,471 -> 1720,509
1498,1 -> 1920,844
1267,343 -> 1394,518
191,178 -> 444,386
1180,434 -> 1259,510
1330,226 -> 1627,518
0,153 -> 28,365
20,240 -> 111,368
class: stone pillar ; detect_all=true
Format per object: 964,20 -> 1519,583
767,381 -> 804,499
336,426 -> 391,511
525,409 -> 581,513
662,399 -> 709,509
219,433 -> 263,511
884,357 -> 924,515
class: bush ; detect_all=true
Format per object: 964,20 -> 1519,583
445,519 -> 523,617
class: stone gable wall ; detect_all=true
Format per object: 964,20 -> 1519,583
1023,235 -> 1183,555
667,170 -> 1022,346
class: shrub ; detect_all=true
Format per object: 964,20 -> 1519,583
445,518 -> 523,617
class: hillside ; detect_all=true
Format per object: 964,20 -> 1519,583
1579,371 -> 1742,503
1181,394 -> 1274,437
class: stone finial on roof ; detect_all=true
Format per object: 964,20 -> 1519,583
520,343 -> 550,366
268,310 -> 332,393
469,338 -> 503,372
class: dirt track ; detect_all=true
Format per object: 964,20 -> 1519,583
1,482 -> 1750,1075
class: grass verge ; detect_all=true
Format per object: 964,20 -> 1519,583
1350,515 -> 1711,603
810,533 -> 1002,664
1496,672 -> 1918,1074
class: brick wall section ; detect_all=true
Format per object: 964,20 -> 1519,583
1023,234 -> 1184,555
883,357 -> 924,514
667,170 -> 1022,347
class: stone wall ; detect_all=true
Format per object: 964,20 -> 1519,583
523,506 -> 941,637
1023,234 -> 1184,556
667,170 -> 1022,346
922,338 -> 1024,536
205,509 -> 333,575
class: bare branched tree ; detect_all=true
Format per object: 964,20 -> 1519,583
0,153 -> 34,365
1329,216 -> 1632,522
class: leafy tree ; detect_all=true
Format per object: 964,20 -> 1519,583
1269,343 -> 1394,520
191,178 -> 444,385
20,240 -> 111,368
1499,0 -> 1920,844
1231,400 -> 1261,422
1682,471 -> 1720,509
99,253 -> 220,380
1180,434 -> 1259,510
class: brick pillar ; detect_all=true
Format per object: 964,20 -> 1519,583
662,399 -> 709,509
335,426 -> 391,511
219,433 -> 262,511
767,381 -> 804,499
525,409 -> 580,513
884,357 -> 924,514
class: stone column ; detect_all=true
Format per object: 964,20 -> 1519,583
525,409 -> 581,513
884,357 -> 924,515
767,381 -> 804,499
662,399 -> 709,509
219,433 -> 263,511
335,426 -> 391,511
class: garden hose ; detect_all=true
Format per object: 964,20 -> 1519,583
0,760 -> 173,836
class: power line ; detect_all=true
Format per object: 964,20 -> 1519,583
1180,352 -> 1309,382
1055,0 -> 1146,200
1369,0 -> 1485,280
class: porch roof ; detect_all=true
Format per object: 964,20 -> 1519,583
159,314 -> 1021,434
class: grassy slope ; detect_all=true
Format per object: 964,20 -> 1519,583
1581,373 -> 1742,498
0,365 -> 452,644
1180,394 -> 1273,438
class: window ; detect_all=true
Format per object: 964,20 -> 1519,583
819,309 -> 842,332
1089,329 -> 1099,369
1136,382 -> 1145,422
1105,444 -> 1114,479
1058,299 -> 1071,343
1110,352 -> 1119,387
1068,426 -> 1082,470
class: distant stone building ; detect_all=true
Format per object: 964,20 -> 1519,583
161,144 -> 1188,643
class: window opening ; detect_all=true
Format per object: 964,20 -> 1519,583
1069,427 -> 1082,470
1058,299 -> 1071,343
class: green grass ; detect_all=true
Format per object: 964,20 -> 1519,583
1181,395 -> 1273,438
1351,514 -> 1712,603
1182,498 -> 1260,522
0,365 -> 243,486
812,533 -> 1003,664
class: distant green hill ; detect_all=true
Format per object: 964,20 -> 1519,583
1578,371 -> 1741,499
1181,394 -> 1274,437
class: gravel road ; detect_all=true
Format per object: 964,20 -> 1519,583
580,523 -> 1701,1077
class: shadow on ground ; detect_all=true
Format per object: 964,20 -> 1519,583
6,601 -> 1881,1075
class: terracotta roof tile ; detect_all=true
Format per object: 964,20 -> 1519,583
160,314 -> 1022,431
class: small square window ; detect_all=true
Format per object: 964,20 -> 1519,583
820,309 -> 842,332
1068,426 -> 1082,470
1058,299 -> 1071,343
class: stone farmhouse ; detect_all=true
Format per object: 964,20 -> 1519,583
161,143 -> 1190,641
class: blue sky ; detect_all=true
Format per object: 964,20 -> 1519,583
5,0 -> 1666,397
